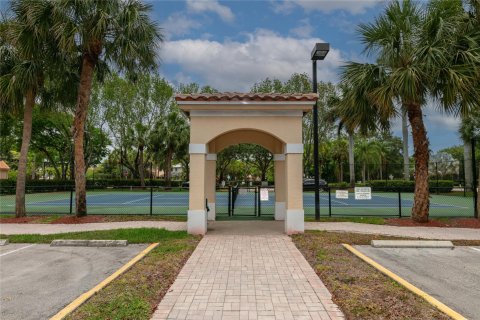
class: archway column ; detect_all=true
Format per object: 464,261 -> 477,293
274,154 -> 286,221
205,153 -> 217,220
284,144 -> 304,234
188,144 -> 207,235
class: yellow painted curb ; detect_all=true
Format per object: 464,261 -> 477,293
342,244 -> 467,320
50,242 -> 159,320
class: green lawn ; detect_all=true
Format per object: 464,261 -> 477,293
0,228 -> 191,243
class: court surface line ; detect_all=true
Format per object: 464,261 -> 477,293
0,244 -> 36,257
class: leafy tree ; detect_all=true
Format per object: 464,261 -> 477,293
52,0 -> 162,216
250,73 -> 337,177
239,144 -> 273,182
150,108 -> 189,186
217,145 -> 243,182
101,74 -> 172,186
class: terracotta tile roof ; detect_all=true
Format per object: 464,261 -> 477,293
0,160 -> 10,170
175,92 -> 318,102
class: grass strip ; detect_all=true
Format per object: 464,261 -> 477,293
0,228 -> 190,244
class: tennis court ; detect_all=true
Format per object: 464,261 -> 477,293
0,188 -> 474,218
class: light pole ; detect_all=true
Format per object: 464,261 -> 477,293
311,43 -> 330,220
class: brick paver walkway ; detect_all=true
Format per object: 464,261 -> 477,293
151,235 -> 344,320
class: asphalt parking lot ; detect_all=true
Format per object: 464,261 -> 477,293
0,243 -> 148,320
355,245 -> 480,320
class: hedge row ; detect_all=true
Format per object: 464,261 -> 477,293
0,179 -> 184,188
329,179 -> 454,192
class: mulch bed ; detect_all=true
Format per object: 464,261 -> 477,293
0,216 -> 44,224
292,231 -> 451,320
386,218 -> 480,228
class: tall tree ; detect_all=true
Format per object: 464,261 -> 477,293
0,0 -> 60,217
355,139 -> 381,183
150,108 -> 189,187
341,0 -> 480,222
52,0 -> 162,216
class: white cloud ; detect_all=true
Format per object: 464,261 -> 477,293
162,12 -> 201,38
160,29 -> 344,91
424,105 -> 461,133
272,0 -> 382,15
290,18 -> 313,38
187,0 -> 235,22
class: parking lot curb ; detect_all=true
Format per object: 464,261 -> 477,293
371,240 -> 454,248
50,240 -> 128,247
342,244 -> 467,320
50,242 -> 159,320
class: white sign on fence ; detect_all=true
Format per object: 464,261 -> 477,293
355,187 -> 372,200
335,190 -> 349,199
260,188 -> 269,201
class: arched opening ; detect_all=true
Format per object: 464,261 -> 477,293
214,143 -> 275,219
204,129 -> 287,222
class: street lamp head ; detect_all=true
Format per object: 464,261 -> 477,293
311,43 -> 330,60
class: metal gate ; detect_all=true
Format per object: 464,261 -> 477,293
215,186 -> 275,218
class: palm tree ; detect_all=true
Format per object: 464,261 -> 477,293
330,139 -> 349,183
355,139 -> 381,183
0,0 -> 59,217
150,109 -> 189,187
341,0 -> 480,222
50,0 -> 163,216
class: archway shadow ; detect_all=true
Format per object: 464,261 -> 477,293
207,220 -> 284,235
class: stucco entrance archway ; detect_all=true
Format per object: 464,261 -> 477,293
176,93 -> 317,235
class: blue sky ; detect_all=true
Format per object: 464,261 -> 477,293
0,0 -> 463,152
149,0 -> 462,153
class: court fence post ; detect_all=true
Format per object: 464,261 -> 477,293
150,187 -> 153,216
398,190 -> 402,218
257,186 -> 261,217
69,187 -> 73,215
228,186 -> 231,216
472,139 -> 478,219
328,187 -> 332,217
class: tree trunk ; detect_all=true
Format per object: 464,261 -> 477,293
402,105 -> 410,180
407,103 -> 430,222
164,149 -> 173,187
73,53 -> 98,217
348,133 -> 355,187
339,163 -> 344,183
138,144 -> 145,187
464,140 -> 473,191
362,162 -> 366,183
15,89 -> 36,218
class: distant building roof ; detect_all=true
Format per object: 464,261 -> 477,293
0,161 -> 10,171
175,92 -> 318,102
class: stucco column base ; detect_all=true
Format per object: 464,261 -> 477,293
207,203 -> 216,221
285,209 -> 304,235
188,210 -> 207,235
275,202 -> 285,221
